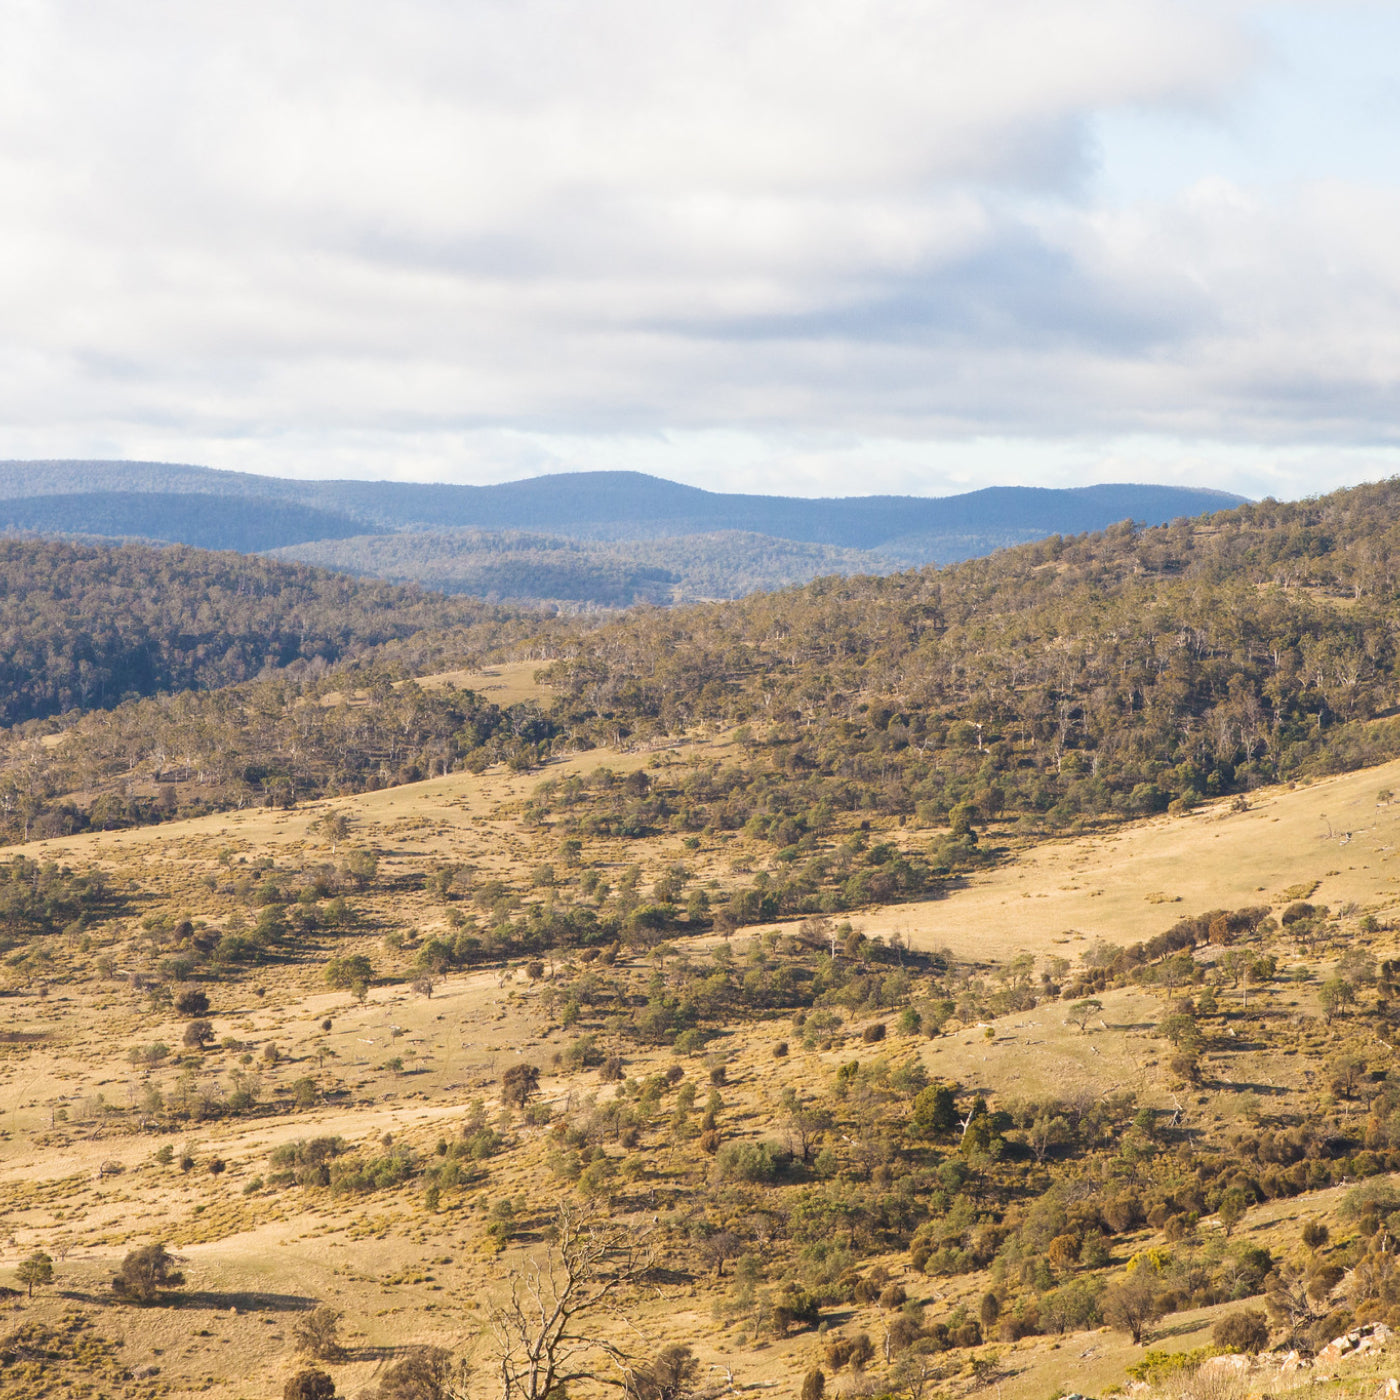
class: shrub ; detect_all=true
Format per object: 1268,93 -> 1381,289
564,1035 -> 603,1069
950,1319 -> 982,1347
502,1063 -> 540,1106
626,1344 -> 700,1400
770,1286 -> 821,1335
285,1369 -> 337,1400
324,954 -> 374,993
293,1305 -> 343,1360
465,1128 -> 504,1160
1127,1347 -> 1221,1386
887,1315 -> 922,1353
174,988 -> 210,1016
376,1347 -> 457,1400
329,1146 -> 416,1194
862,1022 -> 887,1044
270,1137 -> 350,1188
822,1337 -> 857,1370
714,1139 -> 789,1183
1302,1221 -> 1330,1250
1212,1308 -> 1270,1354
182,1019 -> 214,1049
112,1243 -> 184,1303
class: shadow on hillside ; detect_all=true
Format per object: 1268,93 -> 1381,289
174,1290 -> 320,1313
1202,1076 -> 1288,1096
1150,1316 -> 1211,1343
928,874 -> 972,901
340,1344 -> 426,1365
60,1288 -> 318,1314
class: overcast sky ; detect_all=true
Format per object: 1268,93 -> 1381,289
1,0 -> 1398,499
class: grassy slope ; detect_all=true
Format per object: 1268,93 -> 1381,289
4,732 -> 1400,1397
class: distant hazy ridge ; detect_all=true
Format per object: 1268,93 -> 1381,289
0,460 -> 1246,603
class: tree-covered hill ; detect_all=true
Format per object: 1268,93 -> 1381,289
529,479 -> 1400,848
270,528 -> 901,604
5,480 -> 1400,853
0,490 -> 375,552
0,539 -> 527,726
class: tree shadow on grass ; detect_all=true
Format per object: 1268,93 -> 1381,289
339,1344 -> 420,1365
175,1290 -> 321,1313
1149,1316 -> 1212,1343
62,1288 -> 319,1313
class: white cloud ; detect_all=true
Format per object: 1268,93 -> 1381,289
0,0 -> 1393,496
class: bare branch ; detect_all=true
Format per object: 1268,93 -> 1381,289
484,1200 -> 657,1399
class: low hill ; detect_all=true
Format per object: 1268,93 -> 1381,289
0,538 -> 528,726
0,489 -> 375,552
269,528 -> 902,604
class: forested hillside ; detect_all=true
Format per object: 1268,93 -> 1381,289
0,480 -> 1394,861
0,539 -> 526,726
0,490 -> 374,552
271,528 -> 898,604
12,483 -> 1400,1400
529,480 -> 1400,855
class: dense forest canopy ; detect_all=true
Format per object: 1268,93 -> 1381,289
0,491 -> 375,552
270,528 -> 903,606
0,539 -> 532,726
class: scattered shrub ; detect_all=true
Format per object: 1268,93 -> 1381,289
112,1243 -> 184,1303
1212,1308 -> 1270,1354
284,1369 -> 337,1400
292,1305 -> 343,1360
501,1063 -> 540,1106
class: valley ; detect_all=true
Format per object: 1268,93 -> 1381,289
5,483 -> 1400,1399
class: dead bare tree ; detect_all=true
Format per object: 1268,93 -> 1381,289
485,1201 -> 656,1399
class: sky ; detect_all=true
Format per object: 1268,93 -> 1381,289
1,0 -> 1398,500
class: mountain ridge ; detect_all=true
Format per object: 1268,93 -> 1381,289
0,460 -> 1246,555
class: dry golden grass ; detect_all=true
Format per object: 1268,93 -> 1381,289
3,749 -> 1400,1397
409,661 -> 555,706
861,758 -> 1400,965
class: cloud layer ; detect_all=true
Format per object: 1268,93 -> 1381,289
0,1 -> 1395,495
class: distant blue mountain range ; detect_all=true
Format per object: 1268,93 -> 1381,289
0,460 -> 1245,558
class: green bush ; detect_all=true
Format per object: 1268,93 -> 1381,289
714,1139 -> 790,1183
